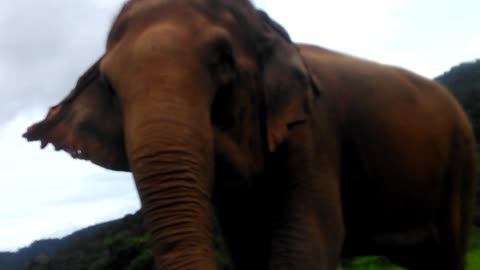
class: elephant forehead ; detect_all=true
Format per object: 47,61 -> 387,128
107,0 -> 266,52
122,0 -> 208,18
129,16 -> 223,59
111,0 -> 256,35
108,1 -> 198,48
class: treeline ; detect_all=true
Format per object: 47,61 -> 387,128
0,212 -> 155,270
436,59 -> 480,144
2,212 -> 230,270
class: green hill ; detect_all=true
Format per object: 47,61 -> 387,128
0,212 -> 154,270
436,59 -> 480,144
0,212 -> 230,270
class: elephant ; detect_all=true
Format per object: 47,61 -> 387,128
23,0 -> 476,269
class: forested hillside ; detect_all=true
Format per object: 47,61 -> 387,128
436,59 -> 480,144
0,212 -> 231,270
0,212 -> 154,270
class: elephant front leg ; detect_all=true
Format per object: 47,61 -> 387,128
267,135 -> 344,269
268,181 -> 344,270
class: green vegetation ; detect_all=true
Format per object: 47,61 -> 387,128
214,229 -> 232,269
17,212 -> 155,270
18,223 -> 480,270
467,227 -> 480,270
337,227 -> 480,269
338,256 -> 406,270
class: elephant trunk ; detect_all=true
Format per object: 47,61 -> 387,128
124,96 -> 215,269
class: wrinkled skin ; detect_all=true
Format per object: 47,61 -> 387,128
24,0 -> 476,269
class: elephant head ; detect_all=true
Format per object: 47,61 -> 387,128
24,0 -> 319,268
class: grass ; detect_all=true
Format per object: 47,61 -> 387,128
337,227 -> 480,269
467,227 -> 480,269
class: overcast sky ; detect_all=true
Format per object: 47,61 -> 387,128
0,0 -> 478,251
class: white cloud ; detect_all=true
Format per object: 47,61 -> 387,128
255,0 -> 404,53
0,0 -> 125,124
466,33 -> 480,59
252,0 -> 448,77
0,192 -> 138,251
254,0 -> 478,77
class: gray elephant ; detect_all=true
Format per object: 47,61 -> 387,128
24,0 -> 476,269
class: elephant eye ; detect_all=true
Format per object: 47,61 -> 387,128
100,74 -> 116,96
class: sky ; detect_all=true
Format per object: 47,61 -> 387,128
0,0 -> 478,251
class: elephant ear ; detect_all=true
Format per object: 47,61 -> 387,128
23,58 -> 130,171
259,11 -> 319,152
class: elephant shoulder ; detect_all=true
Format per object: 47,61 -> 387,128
297,43 -> 400,88
297,43 -> 457,106
297,43 -> 471,140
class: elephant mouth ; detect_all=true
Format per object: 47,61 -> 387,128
23,105 -> 129,171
